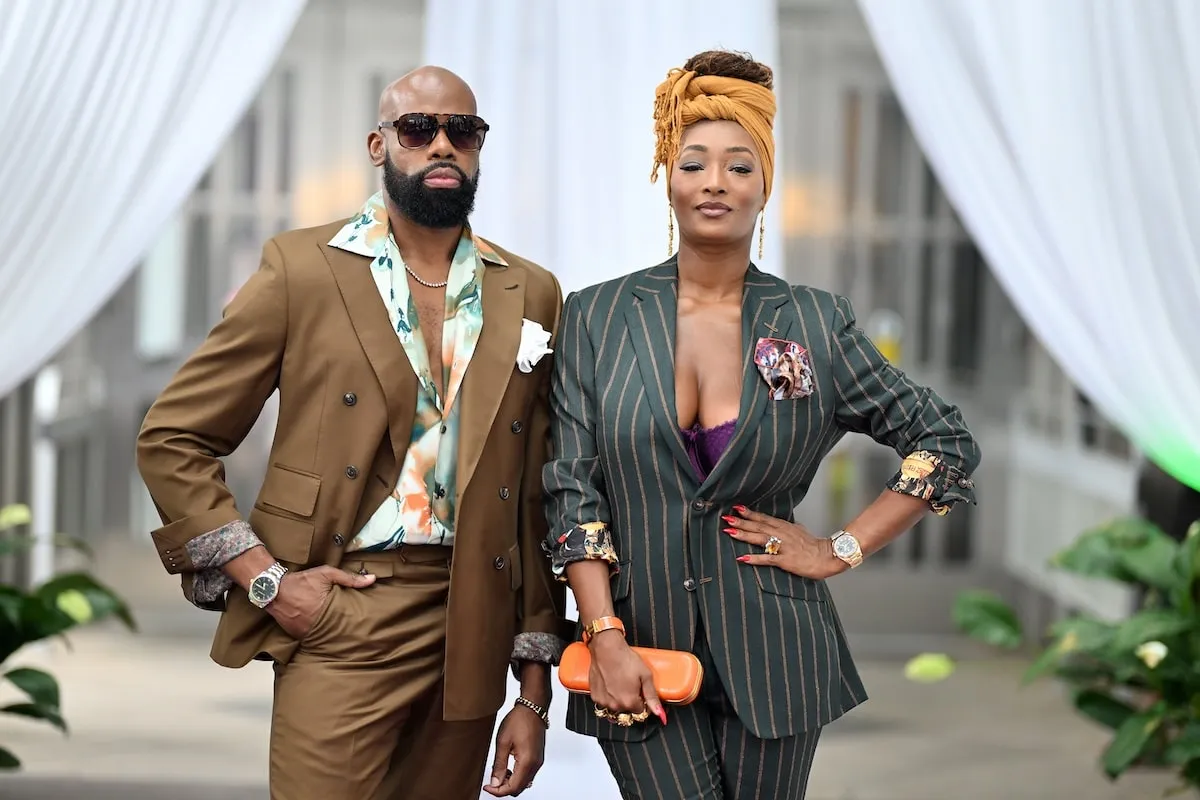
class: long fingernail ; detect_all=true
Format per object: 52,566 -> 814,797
657,707 -> 668,725
722,515 -> 738,524
723,528 -> 738,536
733,505 -> 749,514
737,555 -> 751,563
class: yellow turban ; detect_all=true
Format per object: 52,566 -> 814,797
650,68 -> 778,202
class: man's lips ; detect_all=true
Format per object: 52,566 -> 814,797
424,167 -> 463,188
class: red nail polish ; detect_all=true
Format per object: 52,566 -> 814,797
733,505 -> 749,514
722,515 -> 738,524
724,527 -> 738,535
657,708 -> 668,725
737,555 -> 751,563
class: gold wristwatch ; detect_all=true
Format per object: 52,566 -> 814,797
831,530 -> 863,568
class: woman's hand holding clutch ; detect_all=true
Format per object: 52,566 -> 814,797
589,632 -> 668,725
723,505 -> 848,580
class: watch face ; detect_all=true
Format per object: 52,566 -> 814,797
833,535 -> 859,558
249,575 -> 278,605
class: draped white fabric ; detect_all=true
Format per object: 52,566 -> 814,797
0,0 -> 306,398
423,0 -> 782,293
858,0 -> 1200,491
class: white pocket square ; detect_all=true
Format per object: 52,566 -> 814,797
517,318 -> 553,373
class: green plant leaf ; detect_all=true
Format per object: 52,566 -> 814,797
1121,534 -> 1185,593
1165,724 -> 1200,766
2,702 -> 67,733
1021,641 -> 1065,684
0,504 -> 31,531
0,745 -> 19,769
1049,616 -> 1118,655
1073,689 -> 1135,731
33,573 -> 136,632
952,590 -> 1022,649
4,667 -> 60,709
0,532 -> 94,560
1102,708 -> 1163,778
1110,609 -> 1193,654
903,652 -> 956,683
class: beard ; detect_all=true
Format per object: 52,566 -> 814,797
382,157 -> 479,229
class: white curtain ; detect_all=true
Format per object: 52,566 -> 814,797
0,0 -> 306,398
859,0 -> 1200,491
423,0 -> 782,293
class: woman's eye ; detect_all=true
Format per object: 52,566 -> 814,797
680,162 -> 703,172
731,164 -> 753,174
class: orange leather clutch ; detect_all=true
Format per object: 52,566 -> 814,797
558,642 -> 704,705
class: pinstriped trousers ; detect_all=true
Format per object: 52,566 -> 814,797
598,621 -> 822,800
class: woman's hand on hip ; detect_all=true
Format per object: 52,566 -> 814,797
589,631 -> 667,724
723,505 -> 847,581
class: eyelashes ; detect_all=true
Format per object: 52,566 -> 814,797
679,163 -> 755,174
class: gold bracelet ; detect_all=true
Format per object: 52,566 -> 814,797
515,696 -> 550,729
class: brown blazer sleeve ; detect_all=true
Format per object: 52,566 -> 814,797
511,271 -> 572,663
136,238 -> 288,576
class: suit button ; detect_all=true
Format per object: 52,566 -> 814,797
494,556 -> 506,570
345,466 -> 359,479
343,392 -> 357,406
692,500 -> 708,511
435,484 -> 446,498
333,534 -> 345,546
511,420 -> 523,433
683,578 -> 697,592
499,487 -> 510,500
958,477 -> 973,488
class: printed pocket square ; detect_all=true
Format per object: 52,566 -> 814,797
754,337 -> 815,400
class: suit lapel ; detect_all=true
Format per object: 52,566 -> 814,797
700,267 -> 792,493
322,242 -> 417,464
456,262 -> 525,503
624,259 -> 696,479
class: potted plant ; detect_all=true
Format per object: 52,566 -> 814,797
0,503 -> 135,769
950,517 -> 1200,794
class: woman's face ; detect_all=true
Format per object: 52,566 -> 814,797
668,119 -> 766,251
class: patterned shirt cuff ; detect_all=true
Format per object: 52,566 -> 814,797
548,522 -> 619,582
509,631 -> 566,677
182,520 -> 262,608
886,450 -> 976,516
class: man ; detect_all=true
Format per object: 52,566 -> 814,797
137,67 -> 566,799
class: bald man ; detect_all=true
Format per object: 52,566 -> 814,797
137,67 -> 567,799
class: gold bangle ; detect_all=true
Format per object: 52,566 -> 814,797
515,696 -> 550,729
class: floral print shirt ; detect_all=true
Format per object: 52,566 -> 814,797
328,191 -> 507,551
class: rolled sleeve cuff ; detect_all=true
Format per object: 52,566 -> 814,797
547,522 -> 619,583
179,520 -> 262,609
886,450 -> 976,516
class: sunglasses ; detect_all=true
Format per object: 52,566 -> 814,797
378,113 -> 490,152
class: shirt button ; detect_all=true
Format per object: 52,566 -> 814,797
333,533 -> 345,546
343,392 -> 357,406
683,578 -> 697,591
958,478 -> 972,488
499,487 -> 510,500
511,420 -> 523,434
494,556 -> 506,570
345,466 -> 359,479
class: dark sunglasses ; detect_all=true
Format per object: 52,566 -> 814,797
378,113 -> 490,152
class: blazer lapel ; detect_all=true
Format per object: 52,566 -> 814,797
456,263 -> 525,503
624,258 -> 696,480
700,267 -> 792,493
322,242 -> 417,464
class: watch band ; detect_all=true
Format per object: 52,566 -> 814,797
515,696 -> 550,729
582,615 -> 626,645
832,530 -> 864,568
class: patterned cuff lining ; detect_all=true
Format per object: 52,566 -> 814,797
549,522 -> 619,582
183,521 -> 263,608
886,450 -> 976,516
508,631 -> 567,680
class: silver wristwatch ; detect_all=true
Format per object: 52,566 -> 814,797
248,562 -> 289,609
831,530 -> 864,568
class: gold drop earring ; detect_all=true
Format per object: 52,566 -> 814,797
757,213 -> 766,261
667,206 -> 675,255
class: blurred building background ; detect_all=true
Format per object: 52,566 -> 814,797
6,0 -> 1138,648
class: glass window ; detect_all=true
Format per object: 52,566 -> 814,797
873,92 -> 906,217
920,160 -> 940,220
916,243 -> 936,365
184,213 -> 212,337
236,107 -> 259,194
869,241 -> 901,312
841,90 -> 861,216
136,216 -> 186,359
948,242 -> 984,382
942,504 -> 974,565
278,71 -> 295,194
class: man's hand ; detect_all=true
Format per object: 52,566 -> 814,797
483,705 -> 546,797
268,566 -> 375,639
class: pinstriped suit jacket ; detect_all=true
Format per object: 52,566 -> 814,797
544,258 -> 981,742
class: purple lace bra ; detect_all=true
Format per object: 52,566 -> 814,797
681,419 -> 737,481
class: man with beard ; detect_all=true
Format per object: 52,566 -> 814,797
136,67 -> 567,799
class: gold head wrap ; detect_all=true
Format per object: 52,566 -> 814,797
650,68 -> 777,201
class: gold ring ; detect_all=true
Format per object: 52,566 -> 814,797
629,708 -> 651,723
616,712 -> 635,727
594,703 -> 614,719
764,536 -> 783,555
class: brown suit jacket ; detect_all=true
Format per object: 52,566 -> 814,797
136,219 -> 566,721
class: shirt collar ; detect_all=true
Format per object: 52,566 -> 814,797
328,191 -> 508,267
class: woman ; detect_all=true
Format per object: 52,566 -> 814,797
543,50 -> 981,799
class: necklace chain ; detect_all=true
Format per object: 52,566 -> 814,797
404,264 -> 448,289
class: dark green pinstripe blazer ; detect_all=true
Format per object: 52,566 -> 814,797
544,258 -> 981,742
